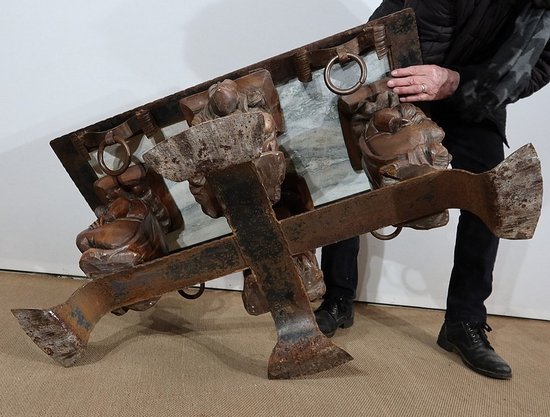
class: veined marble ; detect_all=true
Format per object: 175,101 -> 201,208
97,52 -> 390,250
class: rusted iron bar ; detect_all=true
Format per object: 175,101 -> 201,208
12,144 -> 542,374
284,143 -> 542,252
208,162 -> 352,379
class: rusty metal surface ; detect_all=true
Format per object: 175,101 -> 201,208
49,10 -> 420,212
12,144 -> 542,372
283,144 -> 542,253
143,112 -> 268,182
12,236 -> 245,366
486,144 -> 543,239
208,162 -> 352,379
11,309 -> 85,367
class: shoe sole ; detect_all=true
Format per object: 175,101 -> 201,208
437,336 -> 512,380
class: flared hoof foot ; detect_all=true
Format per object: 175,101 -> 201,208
11,308 -> 86,367
268,334 -> 353,379
487,143 -> 542,240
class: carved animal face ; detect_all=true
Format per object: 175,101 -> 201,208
358,101 -> 451,230
360,103 -> 450,188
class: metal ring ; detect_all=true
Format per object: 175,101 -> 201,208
421,83 -> 427,93
97,137 -> 131,176
324,53 -> 367,95
178,283 -> 205,300
371,226 -> 403,241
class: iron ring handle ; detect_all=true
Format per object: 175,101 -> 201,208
324,53 -> 367,95
371,226 -> 402,241
97,136 -> 131,176
178,283 -> 205,300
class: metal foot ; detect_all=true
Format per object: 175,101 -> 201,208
268,334 -> 353,379
11,308 -> 87,367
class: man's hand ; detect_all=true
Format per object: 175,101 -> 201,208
387,65 -> 460,102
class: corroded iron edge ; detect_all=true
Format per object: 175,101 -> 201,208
11,308 -> 86,367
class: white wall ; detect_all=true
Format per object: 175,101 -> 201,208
1,1 -> 549,320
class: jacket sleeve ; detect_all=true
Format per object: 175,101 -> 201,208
518,40 -> 550,99
451,38 -> 550,107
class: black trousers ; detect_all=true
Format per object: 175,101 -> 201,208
439,118 -> 505,322
321,118 -> 504,323
321,236 -> 360,300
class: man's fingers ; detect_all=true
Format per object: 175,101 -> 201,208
390,65 -> 423,77
385,64 -> 454,102
387,77 -> 420,88
389,81 -> 427,95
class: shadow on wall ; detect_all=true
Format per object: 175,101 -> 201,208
180,0 -> 374,81
0,137 -> 92,276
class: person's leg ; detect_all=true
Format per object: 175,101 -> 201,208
437,120 -> 511,379
321,236 -> 360,300
315,236 -> 359,337
443,120 -> 505,322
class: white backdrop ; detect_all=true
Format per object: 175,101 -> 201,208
1,1 -> 549,320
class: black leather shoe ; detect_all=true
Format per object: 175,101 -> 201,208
314,298 -> 354,337
437,321 -> 512,379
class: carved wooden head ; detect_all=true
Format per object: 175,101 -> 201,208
359,98 -> 451,189
207,79 -> 241,117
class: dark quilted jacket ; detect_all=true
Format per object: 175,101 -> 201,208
370,0 -> 550,139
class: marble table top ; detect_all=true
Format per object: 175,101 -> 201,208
97,51 -> 389,250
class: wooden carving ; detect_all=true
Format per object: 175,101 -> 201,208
76,164 -> 171,314
178,72 -> 324,313
339,88 -> 451,230
180,73 -> 285,219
